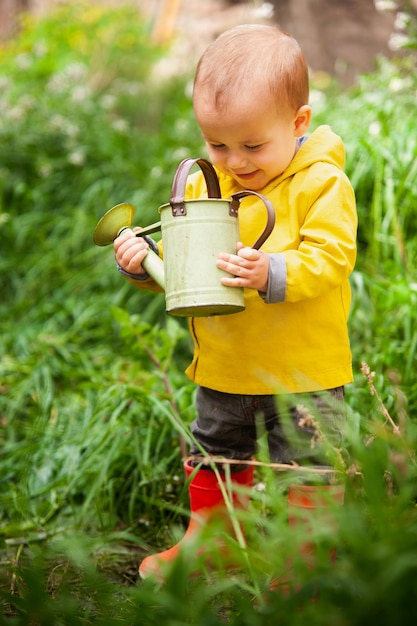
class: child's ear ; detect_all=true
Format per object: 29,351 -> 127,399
294,105 -> 312,136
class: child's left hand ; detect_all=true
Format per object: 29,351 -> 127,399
217,242 -> 269,292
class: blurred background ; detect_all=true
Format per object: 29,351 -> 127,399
1,0 -> 417,82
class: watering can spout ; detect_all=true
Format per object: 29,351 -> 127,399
93,202 -> 165,289
141,245 -> 165,290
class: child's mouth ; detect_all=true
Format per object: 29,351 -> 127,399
236,170 -> 258,180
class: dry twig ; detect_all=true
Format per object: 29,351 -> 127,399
361,361 -> 401,441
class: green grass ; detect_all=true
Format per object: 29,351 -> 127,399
1,2 -> 417,623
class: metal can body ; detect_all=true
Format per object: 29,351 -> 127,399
160,199 -> 244,317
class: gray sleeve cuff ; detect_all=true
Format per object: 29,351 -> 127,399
116,263 -> 150,280
259,253 -> 286,303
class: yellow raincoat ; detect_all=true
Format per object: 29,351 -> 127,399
129,125 -> 357,395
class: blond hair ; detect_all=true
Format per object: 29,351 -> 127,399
193,24 -> 309,114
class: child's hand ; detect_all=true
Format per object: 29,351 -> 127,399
216,242 -> 269,292
114,227 -> 149,275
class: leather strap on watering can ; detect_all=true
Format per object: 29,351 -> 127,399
170,157 -> 276,249
231,190 -> 276,250
170,158 -> 221,216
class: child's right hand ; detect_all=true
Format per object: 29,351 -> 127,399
114,227 -> 149,276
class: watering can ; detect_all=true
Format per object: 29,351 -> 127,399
93,157 -> 275,317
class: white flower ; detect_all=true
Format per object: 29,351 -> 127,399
47,63 -> 89,94
172,147 -> 189,161
39,163 -> 53,178
111,118 -> 128,132
175,118 -> 189,133
374,0 -> 397,12
19,95 -> 36,111
70,85 -> 91,104
150,165 -> 162,179
15,53 -> 32,70
389,77 -> 406,92
184,80 -> 194,99
64,123 -> 80,139
253,2 -> 274,19
0,211 -> 10,226
115,80 -> 141,96
68,148 -> 86,166
6,106 -> 25,121
49,114 -> 67,131
395,11 -> 409,30
0,75 -> 11,90
369,121 -> 381,136
47,72 -> 70,93
49,115 -> 80,138
65,62 -> 88,82
100,94 -> 117,109
388,32 -> 409,51
34,41 -> 48,57
309,89 -> 326,106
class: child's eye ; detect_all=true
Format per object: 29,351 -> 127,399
210,143 -> 226,150
245,144 -> 262,151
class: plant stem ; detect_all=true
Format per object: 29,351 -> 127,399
140,339 -> 188,459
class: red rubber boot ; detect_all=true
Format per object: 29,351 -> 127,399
271,483 -> 345,595
139,458 -> 254,581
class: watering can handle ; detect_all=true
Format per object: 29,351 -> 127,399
231,191 -> 276,250
169,157 -> 275,249
170,157 -> 221,216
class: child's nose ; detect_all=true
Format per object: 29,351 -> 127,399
227,151 -> 247,170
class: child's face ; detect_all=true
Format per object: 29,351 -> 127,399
194,94 -> 309,191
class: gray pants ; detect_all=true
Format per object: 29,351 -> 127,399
190,386 -> 346,468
